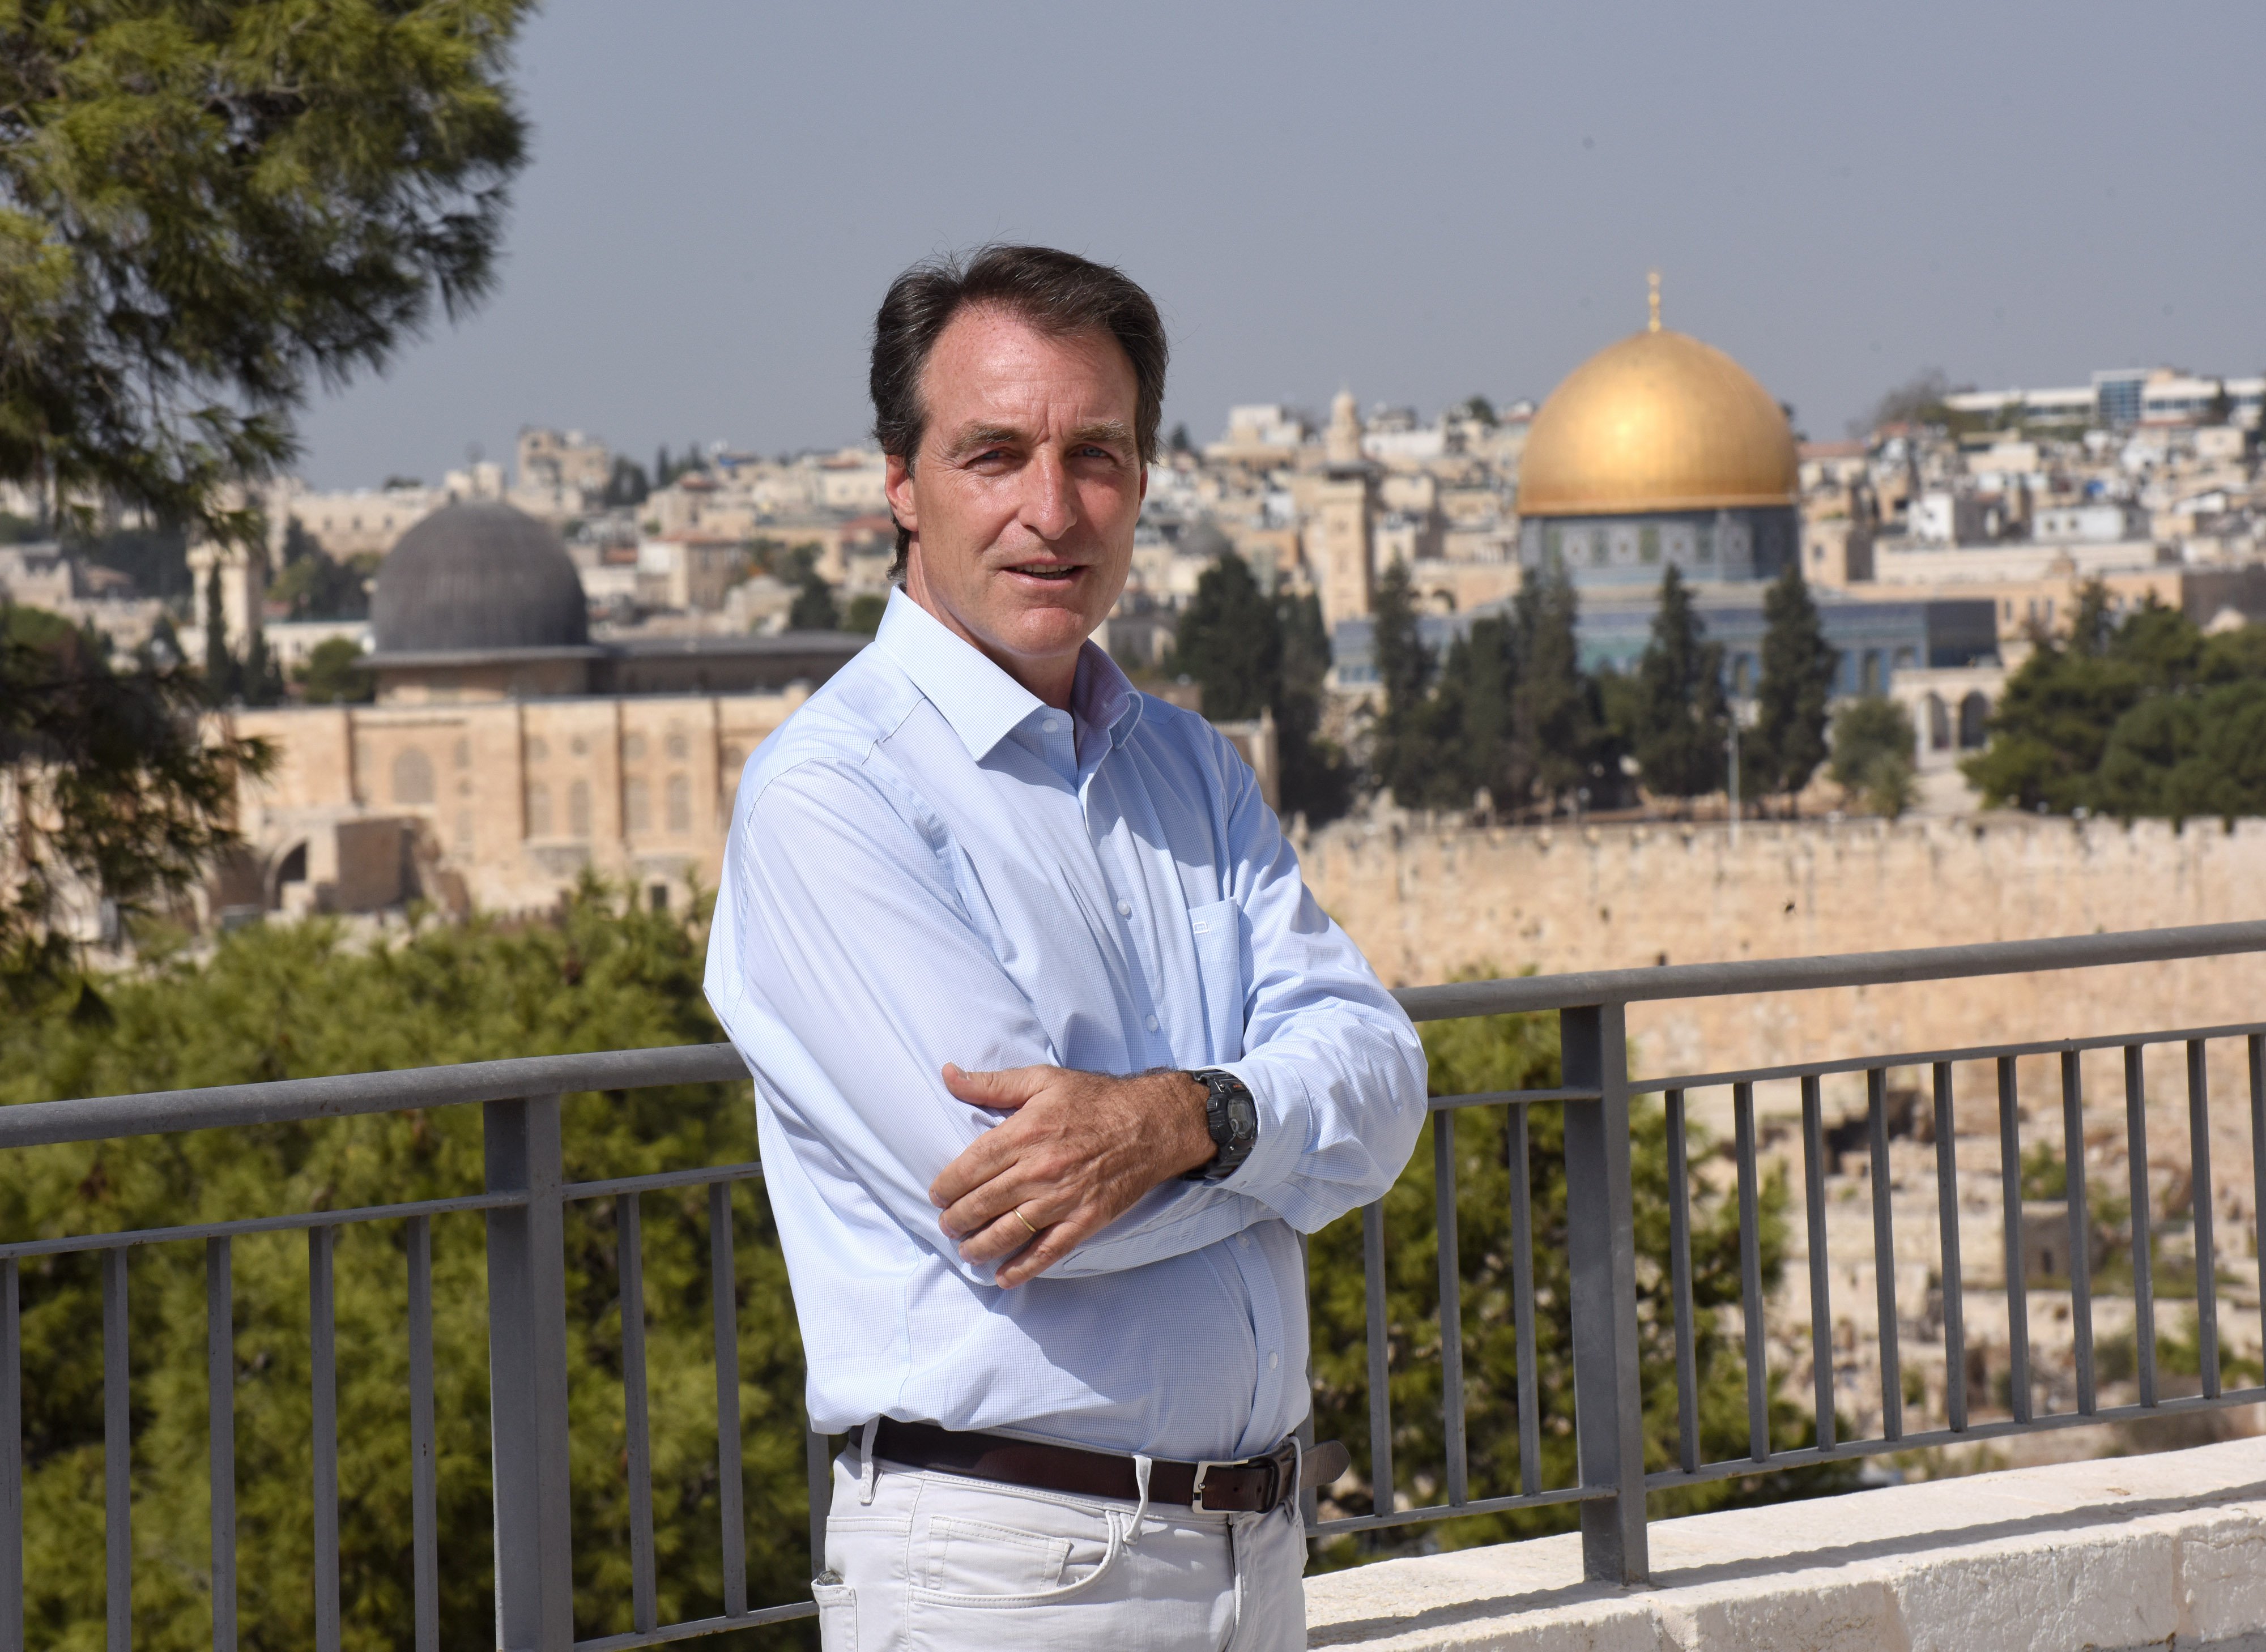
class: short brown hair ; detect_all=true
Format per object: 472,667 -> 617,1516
870,245 -> 1168,577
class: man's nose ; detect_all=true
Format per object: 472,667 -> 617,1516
1018,447 -> 1079,541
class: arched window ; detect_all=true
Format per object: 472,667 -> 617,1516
1860,651 -> 1882,695
1925,694 -> 1950,751
665,729 -> 689,761
526,780 -> 553,837
275,843 -> 308,885
666,774 -> 691,834
393,748 -> 435,805
567,779 -> 592,839
1959,692 -> 1991,749
625,776 -> 651,833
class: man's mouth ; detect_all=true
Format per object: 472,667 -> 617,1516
1004,562 -> 1083,583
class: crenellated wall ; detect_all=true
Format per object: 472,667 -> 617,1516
1298,812 -> 2266,1108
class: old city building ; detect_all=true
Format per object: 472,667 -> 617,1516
216,502 -> 861,921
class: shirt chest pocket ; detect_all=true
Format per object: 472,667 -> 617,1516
1186,898 -> 1245,1063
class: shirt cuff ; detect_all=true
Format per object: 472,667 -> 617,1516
1210,1058 -> 1311,1203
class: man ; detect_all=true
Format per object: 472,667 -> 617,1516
705,245 -> 1426,1649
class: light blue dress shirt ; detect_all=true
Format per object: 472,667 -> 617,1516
704,590 -> 1426,1462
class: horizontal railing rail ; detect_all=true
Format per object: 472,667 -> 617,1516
2,920 -> 2262,1647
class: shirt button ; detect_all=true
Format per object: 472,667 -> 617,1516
1144,1014 -> 1160,1032
1041,717 -> 1060,734
1116,899 -> 1132,917
1238,1233 -> 1251,1248
1268,1351 -> 1280,1371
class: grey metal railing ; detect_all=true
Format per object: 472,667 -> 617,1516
2,919 -> 2263,1643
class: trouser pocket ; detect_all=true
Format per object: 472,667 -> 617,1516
812,1573 -> 857,1649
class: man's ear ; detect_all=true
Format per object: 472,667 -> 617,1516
884,452 -> 918,536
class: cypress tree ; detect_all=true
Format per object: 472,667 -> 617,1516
1275,590 -> 1353,823
1509,561 -> 1599,812
1169,549 -> 1281,720
1369,560 -> 1434,801
202,564 -> 236,703
1752,561 -> 1839,810
1633,565 -> 1729,804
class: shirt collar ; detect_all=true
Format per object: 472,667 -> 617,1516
875,587 -> 1142,761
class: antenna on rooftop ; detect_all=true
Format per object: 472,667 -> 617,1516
1647,270 -> 1662,333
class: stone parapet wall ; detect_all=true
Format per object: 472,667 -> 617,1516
1304,1436 -> 2266,1649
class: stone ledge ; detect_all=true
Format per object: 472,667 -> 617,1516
1305,1437 -> 2266,1650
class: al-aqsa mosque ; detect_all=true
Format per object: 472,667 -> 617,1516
212,501 -> 863,921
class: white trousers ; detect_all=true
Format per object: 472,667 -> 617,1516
814,1447 -> 1307,1651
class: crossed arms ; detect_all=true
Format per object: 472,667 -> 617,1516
722,757 -> 1426,1287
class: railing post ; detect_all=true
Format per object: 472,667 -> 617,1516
1560,1002 -> 1649,1585
484,1095 -> 575,1652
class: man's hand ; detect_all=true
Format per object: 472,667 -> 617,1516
927,1063 -> 1216,1287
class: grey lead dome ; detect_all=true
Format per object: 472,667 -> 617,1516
369,501 -> 590,654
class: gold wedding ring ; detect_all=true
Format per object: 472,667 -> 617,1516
1012,1207 -> 1040,1237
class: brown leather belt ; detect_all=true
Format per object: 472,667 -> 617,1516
872,1418 -> 1349,1516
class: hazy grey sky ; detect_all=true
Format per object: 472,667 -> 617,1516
294,0 -> 2266,489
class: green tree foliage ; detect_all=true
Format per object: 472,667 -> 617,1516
196,566 -> 282,708
842,592 -> 887,636
1751,563 -> 1838,808
1275,588 -> 1354,823
1962,585 -> 2266,819
1168,551 -> 1352,823
294,635 -> 375,705
1415,616 -> 1515,811
1630,566 -> 1728,802
0,888 -> 810,1649
1509,561 -> 1610,810
1,604 -> 270,994
1828,697 -> 1918,817
1169,549 -> 1279,720
786,569 -> 838,632
70,524 -> 193,603
1862,369 -> 1956,436
603,456 -> 651,509
0,1 -> 533,544
1306,999 -> 1849,1561
267,524 -> 372,621
1360,560 -> 1619,820
1368,560 -> 1437,801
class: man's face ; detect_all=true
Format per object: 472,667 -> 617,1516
887,306 -> 1147,699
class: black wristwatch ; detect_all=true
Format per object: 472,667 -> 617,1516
1181,1068 -> 1259,1182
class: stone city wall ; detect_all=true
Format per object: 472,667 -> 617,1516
1300,812 -> 2266,1107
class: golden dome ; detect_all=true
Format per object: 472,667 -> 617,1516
1517,328 -> 1798,518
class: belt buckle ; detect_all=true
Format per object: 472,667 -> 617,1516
1189,1457 -> 1233,1512
1191,1441 -> 1296,1513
